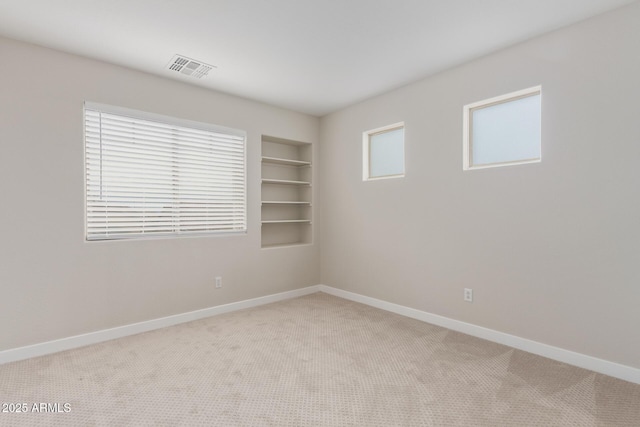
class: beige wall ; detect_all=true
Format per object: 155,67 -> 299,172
0,37 -> 320,351
319,3 -> 640,368
2,3 -> 639,372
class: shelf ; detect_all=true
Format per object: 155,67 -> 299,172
262,179 -> 311,186
262,242 -> 313,249
262,201 -> 311,205
262,156 -> 311,167
262,220 -> 312,224
261,135 -> 312,248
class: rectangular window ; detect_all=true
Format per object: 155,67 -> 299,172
463,86 -> 541,170
363,122 -> 405,180
84,102 -> 246,241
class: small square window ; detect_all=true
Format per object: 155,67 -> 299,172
363,122 -> 405,180
463,86 -> 541,170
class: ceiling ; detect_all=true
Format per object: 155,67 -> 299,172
0,0 -> 635,116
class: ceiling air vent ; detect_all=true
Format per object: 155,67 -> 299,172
167,55 -> 215,79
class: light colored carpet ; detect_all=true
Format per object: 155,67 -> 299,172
1,292 -> 639,426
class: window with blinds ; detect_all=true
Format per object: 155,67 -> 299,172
84,102 -> 246,241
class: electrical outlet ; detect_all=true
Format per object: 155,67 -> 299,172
464,288 -> 473,302
215,276 -> 222,288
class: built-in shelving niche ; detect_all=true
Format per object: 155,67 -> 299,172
261,135 -> 312,248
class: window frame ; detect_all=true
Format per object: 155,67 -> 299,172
83,102 -> 247,242
463,86 -> 542,171
362,122 -> 405,181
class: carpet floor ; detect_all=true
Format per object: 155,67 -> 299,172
0,292 -> 639,426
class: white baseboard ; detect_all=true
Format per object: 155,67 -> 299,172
318,285 -> 640,385
3,283 -> 638,385
0,285 -> 322,365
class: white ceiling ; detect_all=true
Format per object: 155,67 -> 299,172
0,0 -> 635,116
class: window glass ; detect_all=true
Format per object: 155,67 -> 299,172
364,123 -> 405,180
464,87 -> 541,170
370,127 -> 405,178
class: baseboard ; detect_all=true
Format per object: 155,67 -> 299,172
4,284 -> 638,385
317,285 -> 640,385
0,285 -> 322,365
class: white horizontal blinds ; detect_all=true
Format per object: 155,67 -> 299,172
85,105 -> 246,240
